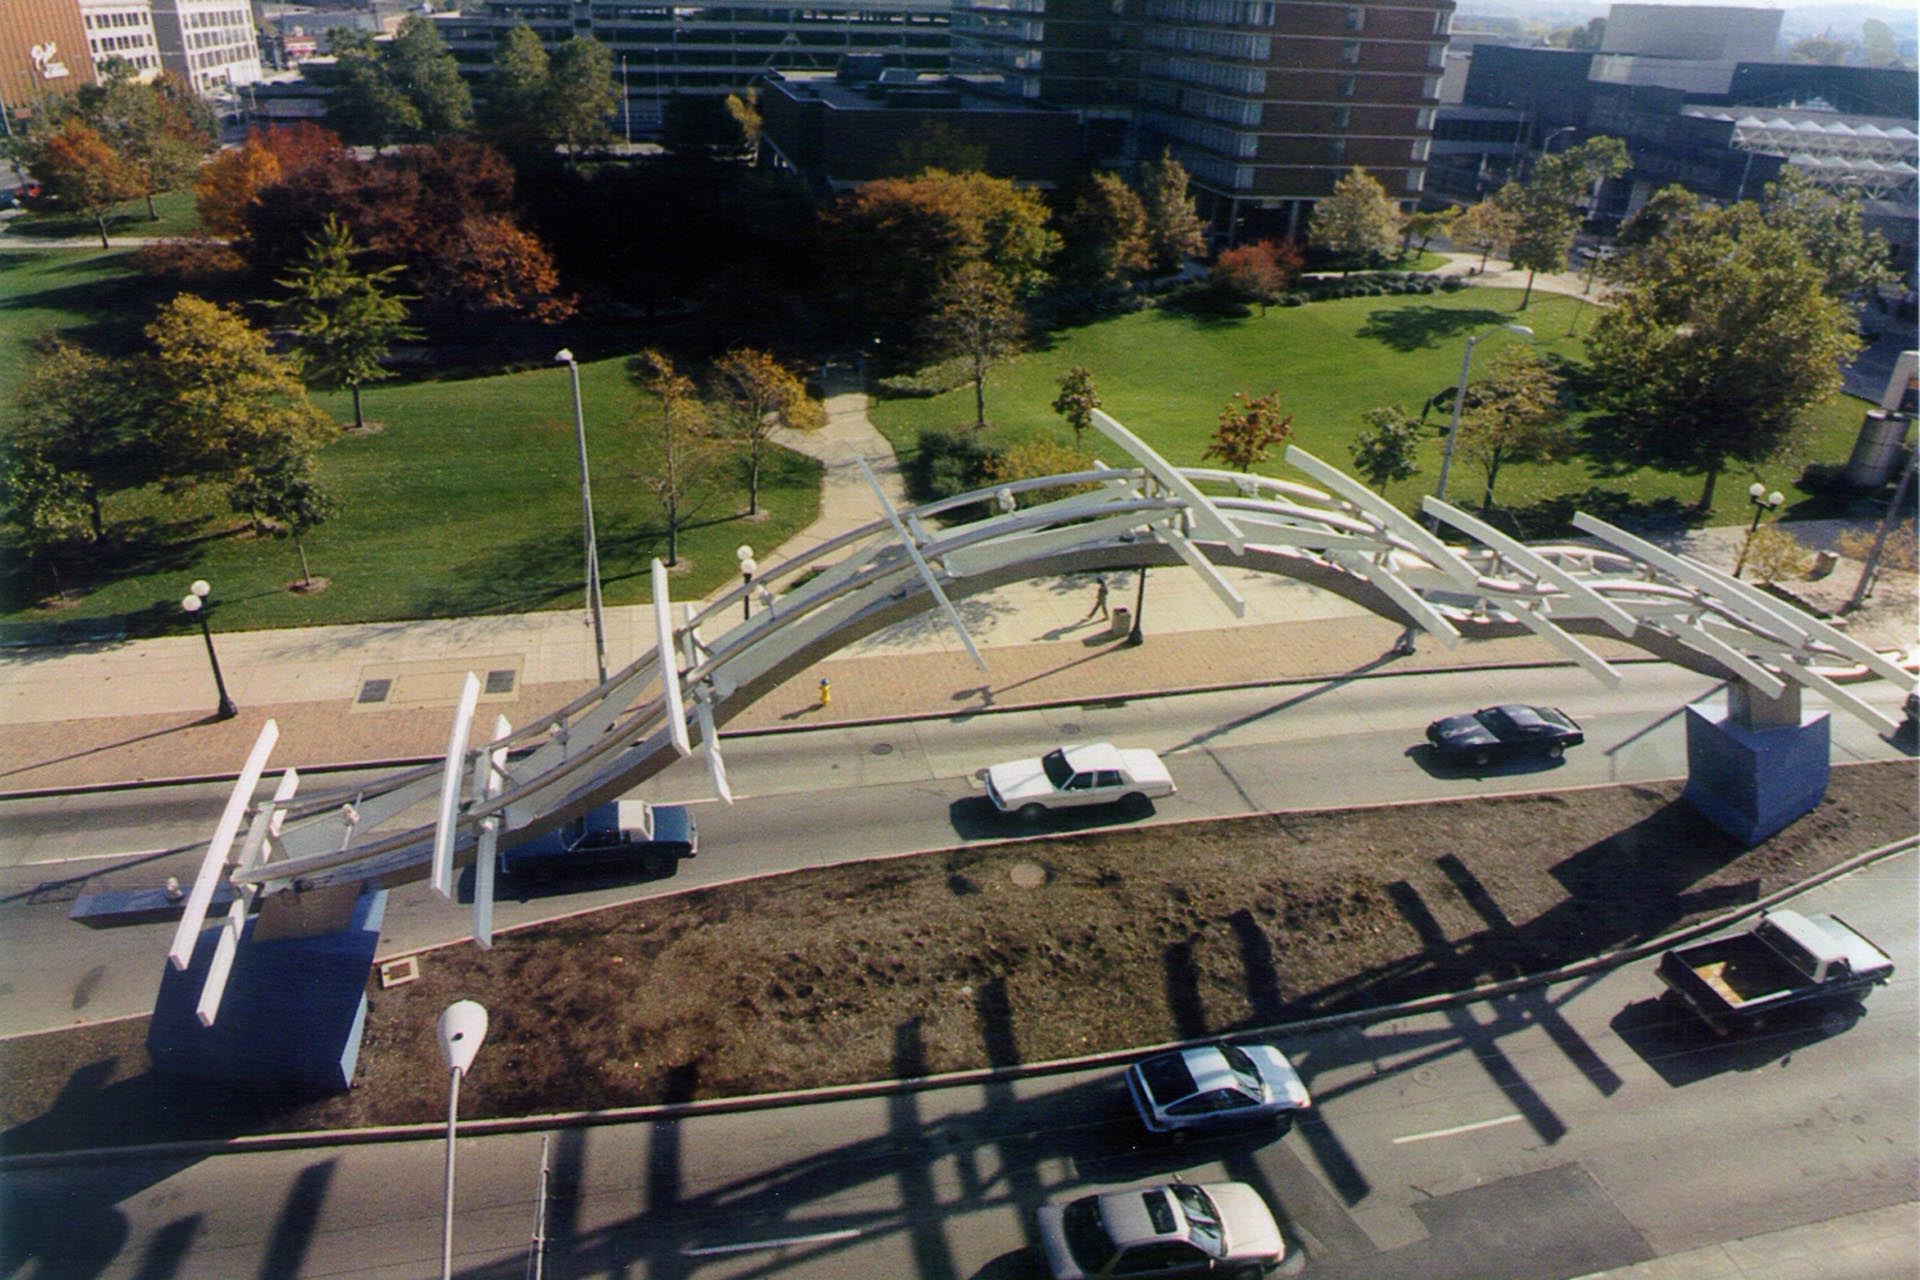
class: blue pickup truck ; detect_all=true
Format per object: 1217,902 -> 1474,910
1657,909 -> 1893,1035
498,801 -> 697,880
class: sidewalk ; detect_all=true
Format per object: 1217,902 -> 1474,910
1576,1201 -> 1917,1280
1,382 -> 1912,794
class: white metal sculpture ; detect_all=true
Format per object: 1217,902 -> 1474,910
176,411 -> 1913,1022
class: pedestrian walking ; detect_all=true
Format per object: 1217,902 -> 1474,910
1086,577 -> 1110,621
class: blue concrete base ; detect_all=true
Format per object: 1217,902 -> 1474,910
147,889 -> 386,1094
1682,701 -> 1831,846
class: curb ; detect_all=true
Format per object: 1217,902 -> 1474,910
5,833 -> 1910,1172
0,652 -> 1666,801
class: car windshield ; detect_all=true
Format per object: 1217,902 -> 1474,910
1168,1185 -> 1223,1255
1041,749 -> 1074,789
1217,1043 -> 1263,1094
1062,1197 -> 1117,1272
1137,1053 -> 1198,1106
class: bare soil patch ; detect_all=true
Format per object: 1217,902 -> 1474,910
2,763 -> 1912,1155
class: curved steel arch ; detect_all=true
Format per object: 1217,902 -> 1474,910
169,411 -> 1915,1017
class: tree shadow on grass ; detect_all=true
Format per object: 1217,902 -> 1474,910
1497,486 -> 1698,542
1356,304 -> 1511,352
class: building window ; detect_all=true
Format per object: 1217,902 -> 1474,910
1341,41 -> 1361,64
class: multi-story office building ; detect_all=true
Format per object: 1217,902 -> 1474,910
149,0 -> 260,96
78,0 -> 164,80
953,0 -> 1454,241
443,0 -> 952,138
1,0 -> 97,123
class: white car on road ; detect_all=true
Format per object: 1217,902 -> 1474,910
984,743 -> 1174,820
1036,1181 -> 1291,1279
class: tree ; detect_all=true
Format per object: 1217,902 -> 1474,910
1788,35 -> 1852,65
1058,172 -> 1151,289
1211,238 -> 1302,311
10,341 -> 156,543
1497,136 -> 1628,306
233,444 -> 336,587
985,439 -> 1099,507
663,94 -> 756,158
0,445 -> 96,598
426,214 -> 576,322
481,24 -> 551,159
1760,168 -> 1897,303
886,121 -> 988,177
256,121 -> 345,176
1860,19 -> 1901,67
1138,148 -> 1208,274
325,29 -> 422,146
1400,208 -> 1455,256
142,295 -> 338,490
384,15 -> 473,138
710,348 -> 825,515
724,93 -> 762,161
1587,202 -> 1858,509
276,216 -> 419,431
1203,391 -> 1292,473
928,259 -> 1026,431
1349,405 -> 1422,492
1549,17 -> 1605,49
1450,199 -> 1518,271
1454,346 -> 1566,512
629,348 -> 720,567
1052,365 -> 1102,448
1310,166 -> 1401,272
83,66 -> 212,220
28,120 -> 142,248
195,136 -> 283,235
546,36 -> 619,155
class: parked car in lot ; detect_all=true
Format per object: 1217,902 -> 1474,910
1425,704 -> 1583,766
984,742 -> 1174,820
1125,1041 -> 1312,1137
1037,1181 -> 1289,1279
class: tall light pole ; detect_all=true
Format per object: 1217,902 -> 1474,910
555,350 -> 609,685
180,580 -> 238,720
1846,446 -> 1916,611
620,54 -> 631,147
735,544 -> 757,620
437,1000 -> 489,1280
1732,482 -> 1785,578
1433,324 -> 1534,520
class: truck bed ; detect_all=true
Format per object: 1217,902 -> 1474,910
1685,944 -> 1805,1008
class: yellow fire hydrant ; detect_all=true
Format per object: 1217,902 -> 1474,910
818,677 -> 832,708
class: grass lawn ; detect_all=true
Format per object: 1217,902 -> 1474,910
1,354 -> 822,634
0,249 -> 175,391
0,187 -> 203,243
869,287 -> 1872,536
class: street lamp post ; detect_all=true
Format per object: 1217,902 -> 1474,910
437,1000 -> 489,1280
1733,482 -> 1785,578
1126,565 -> 1147,647
555,350 -> 609,685
1433,324 -> 1535,520
736,545 -> 757,620
180,580 -> 237,720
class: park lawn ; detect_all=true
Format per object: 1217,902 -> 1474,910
868,287 -> 1871,536
1,187 -> 203,243
0,353 -> 822,634
0,249 -> 177,391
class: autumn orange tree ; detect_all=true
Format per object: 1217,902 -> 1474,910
630,349 -> 720,566
1210,239 -> 1303,312
1202,391 -> 1293,473
196,139 -> 282,236
27,120 -> 142,248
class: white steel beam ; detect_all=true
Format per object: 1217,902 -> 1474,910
1571,514 -> 1813,646
1155,527 -> 1247,617
1789,660 -> 1902,736
431,672 -> 482,901
1330,550 -> 1463,647
857,455 -> 988,673
695,691 -> 734,805
195,769 -> 303,1026
472,715 -> 510,950
1424,498 -> 1639,636
169,720 -> 279,971
651,559 -> 693,758
1092,410 -> 1246,553
1284,446 -> 1482,591
1503,599 -> 1623,686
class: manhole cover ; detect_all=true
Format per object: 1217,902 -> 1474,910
1010,861 -> 1047,889
1058,722 -> 1082,736
357,678 -> 392,704
485,669 -> 517,695
870,742 -> 894,756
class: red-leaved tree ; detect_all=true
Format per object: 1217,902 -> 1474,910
1210,239 -> 1304,312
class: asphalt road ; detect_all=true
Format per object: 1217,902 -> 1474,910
2,853 -> 1912,1279
1,662 -> 1912,1038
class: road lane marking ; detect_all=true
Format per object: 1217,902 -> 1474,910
685,1228 -> 863,1256
1392,1113 -> 1524,1144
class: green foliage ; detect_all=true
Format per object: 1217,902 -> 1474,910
1058,172 -> 1151,289
274,217 -> 419,430
8,340 -> 156,542
629,348 -> 720,566
481,24 -> 551,158
886,121 -> 988,177
228,442 -> 337,586
908,428 -> 1003,503
1052,365 -> 1102,447
663,94 -> 757,157
1310,167 -> 1402,269
1760,168 -> 1897,302
325,29 -> 422,145
1450,199 -> 1519,270
385,15 -> 474,137
1788,35 -> 1852,64
1587,201 -> 1859,508
1455,345 -> 1567,512
1350,405 -> 1422,491
1497,137 -> 1628,304
1138,149 -> 1209,274
986,438 -> 1099,506
547,36 -> 620,154
928,259 -> 1027,430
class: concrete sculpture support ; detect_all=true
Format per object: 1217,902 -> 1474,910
1683,680 -> 1832,845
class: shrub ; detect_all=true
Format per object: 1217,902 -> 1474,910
133,238 -> 247,288
877,356 -> 975,399
908,428 -> 1004,503
1441,276 -> 1467,292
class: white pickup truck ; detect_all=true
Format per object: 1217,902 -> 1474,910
985,743 -> 1175,820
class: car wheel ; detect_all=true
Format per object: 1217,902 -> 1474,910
1018,803 -> 1047,822
1121,792 -> 1149,817
1547,743 -> 1565,759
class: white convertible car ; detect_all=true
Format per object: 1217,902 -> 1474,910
984,743 -> 1175,820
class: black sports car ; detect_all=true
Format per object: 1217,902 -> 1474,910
1425,704 -> 1584,765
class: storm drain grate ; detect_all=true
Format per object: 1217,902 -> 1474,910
357,678 -> 392,705
485,669 -> 517,695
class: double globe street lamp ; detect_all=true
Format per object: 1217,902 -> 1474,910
179,579 -> 237,720
1733,482 -> 1785,578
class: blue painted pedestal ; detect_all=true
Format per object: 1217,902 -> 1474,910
148,889 -> 386,1094
1683,699 -> 1830,846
